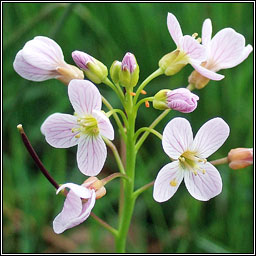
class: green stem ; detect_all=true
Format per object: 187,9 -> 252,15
133,181 -> 154,199
103,78 -> 124,104
106,109 -> 128,127
210,157 -> 228,166
135,109 -> 171,152
102,137 -> 126,175
135,97 -> 154,112
134,68 -> 163,104
101,172 -> 130,185
187,83 -> 195,91
134,127 -> 162,142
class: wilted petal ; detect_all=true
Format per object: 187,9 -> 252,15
167,12 -> 183,47
56,183 -> 92,199
209,28 -> 246,70
22,36 -> 65,70
184,162 -> 222,201
53,189 -> 95,234
162,117 -> 193,159
181,35 -> 207,63
153,161 -> 184,202
68,79 -> 102,116
191,117 -> 230,158
13,50 -> 59,81
202,18 -> 212,47
191,61 -> 225,80
93,110 -> 114,140
77,135 -> 107,176
41,113 -> 79,148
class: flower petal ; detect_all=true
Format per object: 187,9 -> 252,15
209,28 -> 246,70
191,117 -> 230,158
93,110 -> 114,140
53,189 -> 95,234
68,79 -> 102,116
191,61 -> 225,80
56,183 -> 92,199
167,12 -> 183,47
181,35 -> 207,63
77,135 -> 107,176
22,36 -> 65,70
13,50 -> 59,81
184,162 -> 222,201
153,161 -> 184,202
41,113 -> 80,148
202,18 -> 212,47
162,117 -> 193,159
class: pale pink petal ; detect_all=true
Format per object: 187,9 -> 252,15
56,183 -> 92,199
22,36 -> 66,70
68,79 -> 102,116
53,189 -> 96,234
191,61 -> 225,80
167,12 -> 183,47
209,28 -> 246,70
191,117 -> 230,158
41,113 -> 79,148
153,161 -> 184,202
181,35 -> 207,63
202,18 -> 212,47
92,110 -> 114,140
162,117 -> 193,159
77,135 -> 107,176
184,162 -> 222,201
220,44 -> 253,69
13,50 -> 59,81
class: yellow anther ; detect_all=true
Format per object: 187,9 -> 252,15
75,134 -> 81,138
197,37 -> 202,43
179,156 -> 185,162
192,33 -> 198,38
170,179 -> 177,187
193,171 -> 198,176
202,169 -> 206,174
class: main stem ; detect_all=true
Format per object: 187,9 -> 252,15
115,88 -> 136,253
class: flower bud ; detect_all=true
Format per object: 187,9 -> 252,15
119,52 -> 139,88
56,64 -> 84,85
188,67 -> 210,89
228,148 -> 253,170
110,60 -> 122,84
72,50 -> 108,84
82,177 -> 106,199
153,88 -> 199,113
159,50 -> 189,76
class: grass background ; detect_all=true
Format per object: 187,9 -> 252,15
3,2 -> 254,253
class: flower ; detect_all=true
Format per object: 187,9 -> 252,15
53,182 -> 96,234
159,13 -> 223,80
153,117 -> 230,202
13,36 -> 84,85
228,148 -> 253,170
72,50 -> 108,84
189,18 -> 253,89
41,79 -> 114,176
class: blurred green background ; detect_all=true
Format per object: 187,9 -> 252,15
3,2 -> 253,253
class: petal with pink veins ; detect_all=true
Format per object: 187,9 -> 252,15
77,135 -> 107,176
167,12 -> 183,47
184,162 -> 222,201
68,80 -> 102,116
202,18 -> 212,47
41,113 -> 80,148
56,183 -> 92,199
153,161 -> 184,202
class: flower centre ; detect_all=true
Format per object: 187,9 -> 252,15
72,114 -> 99,137
178,151 -> 206,175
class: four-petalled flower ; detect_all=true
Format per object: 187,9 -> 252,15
41,79 -> 114,176
153,117 -> 230,202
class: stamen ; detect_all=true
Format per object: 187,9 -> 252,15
141,90 -> 147,95
192,33 -> 198,38
170,179 -> 177,187
130,92 -> 136,96
197,37 -> 202,43
145,101 -> 150,108
75,134 -> 81,138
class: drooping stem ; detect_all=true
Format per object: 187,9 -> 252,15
101,172 -> 130,185
17,124 -> 59,190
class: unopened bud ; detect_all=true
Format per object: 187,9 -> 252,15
72,50 -> 108,84
159,50 -> 189,76
110,60 -> 122,84
153,89 -> 171,110
82,177 -> 106,199
228,148 -> 253,170
56,64 -> 84,85
119,52 -> 139,88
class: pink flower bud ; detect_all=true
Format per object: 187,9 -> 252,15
82,177 -> 106,199
121,52 -> 137,73
228,148 -> 253,170
167,88 -> 199,113
72,50 -> 94,70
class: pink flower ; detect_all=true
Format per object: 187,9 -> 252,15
162,13 -> 223,80
153,117 -> 230,202
167,88 -> 199,113
189,19 -> 253,88
53,183 -> 96,234
13,36 -> 84,84
41,79 -> 114,176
